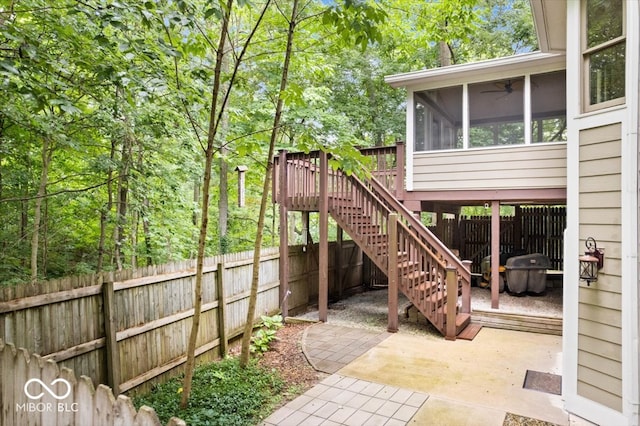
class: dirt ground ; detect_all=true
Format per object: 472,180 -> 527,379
256,322 -> 323,399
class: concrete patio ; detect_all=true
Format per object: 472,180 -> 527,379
262,323 -> 595,426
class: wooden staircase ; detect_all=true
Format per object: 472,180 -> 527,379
274,148 -> 473,340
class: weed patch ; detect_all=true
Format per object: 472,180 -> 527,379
133,357 -> 285,426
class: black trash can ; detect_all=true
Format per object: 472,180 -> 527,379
505,253 -> 552,295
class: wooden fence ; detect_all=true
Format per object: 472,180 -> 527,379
0,242 -> 363,399
430,206 -> 566,272
1,339 -> 185,426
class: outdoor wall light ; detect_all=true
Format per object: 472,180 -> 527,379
579,237 -> 604,286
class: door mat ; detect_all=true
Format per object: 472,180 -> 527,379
523,370 -> 562,395
503,413 -> 560,426
457,323 -> 483,340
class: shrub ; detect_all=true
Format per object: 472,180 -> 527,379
250,314 -> 283,354
133,357 -> 284,426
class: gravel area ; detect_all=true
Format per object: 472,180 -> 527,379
294,285 -> 563,333
472,286 -> 563,317
294,287 -> 443,340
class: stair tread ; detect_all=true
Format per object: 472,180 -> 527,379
402,270 -> 428,280
325,173 -> 468,340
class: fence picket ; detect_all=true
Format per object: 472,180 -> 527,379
0,243 -> 363,409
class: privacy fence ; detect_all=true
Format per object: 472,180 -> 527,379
0,338 -> 185,426
429,206 -> 566,273
0,242 -> 362,404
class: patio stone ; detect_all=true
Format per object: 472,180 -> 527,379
265,323 -> 578,426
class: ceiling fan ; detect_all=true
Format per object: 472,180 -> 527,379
481,79 -> 522,95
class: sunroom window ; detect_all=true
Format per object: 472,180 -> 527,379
413,70 -> 566,152
469,78 -> 524,147
583,0 -> 625,110
532,70 -> 567,142
413,86 -> 462,151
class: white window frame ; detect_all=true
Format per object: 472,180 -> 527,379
581,0 -> 626,112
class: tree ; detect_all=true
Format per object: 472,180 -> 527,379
239,0 -> 299,368
180,0 -> 273,407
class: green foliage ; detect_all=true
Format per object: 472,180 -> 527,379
0,0 -> 538,283
250,314 -> 284,354
323,0 -> 388,50
133,357 -> 284,426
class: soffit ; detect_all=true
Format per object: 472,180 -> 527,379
385,52 -> 566,90
530,0 -> 567,53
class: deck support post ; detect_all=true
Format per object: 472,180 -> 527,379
336,227 -> 343,299
319,151 -> 329,322
279,150 -> 289,319
388,213 -> 399,333
395,141 -> 405,198
491,200 -> 500,309
461,260 -> 472,314
445,266 -> 458,340
436,205 -> 444,242
514,205 -> 522,251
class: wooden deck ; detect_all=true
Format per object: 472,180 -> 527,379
274,147 -> 474,340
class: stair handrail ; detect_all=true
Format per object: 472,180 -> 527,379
339,171 -> 456,335
333,170 -> 448,272
366,177 -> 472,284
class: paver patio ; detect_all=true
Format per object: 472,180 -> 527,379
262,323 -> 596,426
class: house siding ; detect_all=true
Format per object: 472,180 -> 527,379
577,123 -> 623,412
411,143 -> 566,191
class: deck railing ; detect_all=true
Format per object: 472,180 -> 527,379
326,167 -> 451,334
365,177 -> 472,314
273,145 -> 469,338
358,144 -> 404,196
274,143 -> 404,207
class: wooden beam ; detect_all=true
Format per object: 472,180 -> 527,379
491,200 -> 500,309
102,281 -> 121,395
395,141 -> 405,198
116,301 -> 219,342
118,340 -> 219,393
279,151 -> 289,319
461,260 -> 473,314
388,213 -> 399,333
336,227 -> 343,300
43,338 -> 105,363
0,285 -> 101,314
387,213 -> 398,333
216,263 -> 228,356
445,266 -> 458,340
318,151 -> 329,322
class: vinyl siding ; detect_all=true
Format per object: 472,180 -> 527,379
577,123 -> 623,412
411,143 -> 566,191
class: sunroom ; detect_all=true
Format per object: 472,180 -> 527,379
386,51 -> 567,198
385,52 -> 568,311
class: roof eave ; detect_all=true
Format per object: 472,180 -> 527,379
529,0 -> 567,53
384,52 -> 565,89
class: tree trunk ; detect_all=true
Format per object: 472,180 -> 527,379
30,137 -> 52,283
142,197 -> 152,266
42,197 -> 48,275
218,56 -> 230,254
21,190 -> 28,266
180,0 -> 271,407
98,138 -> 117,272
180,0 -> 234,408
114,121 -> 133,271
240,0 -> 299,367
439,40 -> 452,66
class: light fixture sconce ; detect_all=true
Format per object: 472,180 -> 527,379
579,237 -> 604,286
